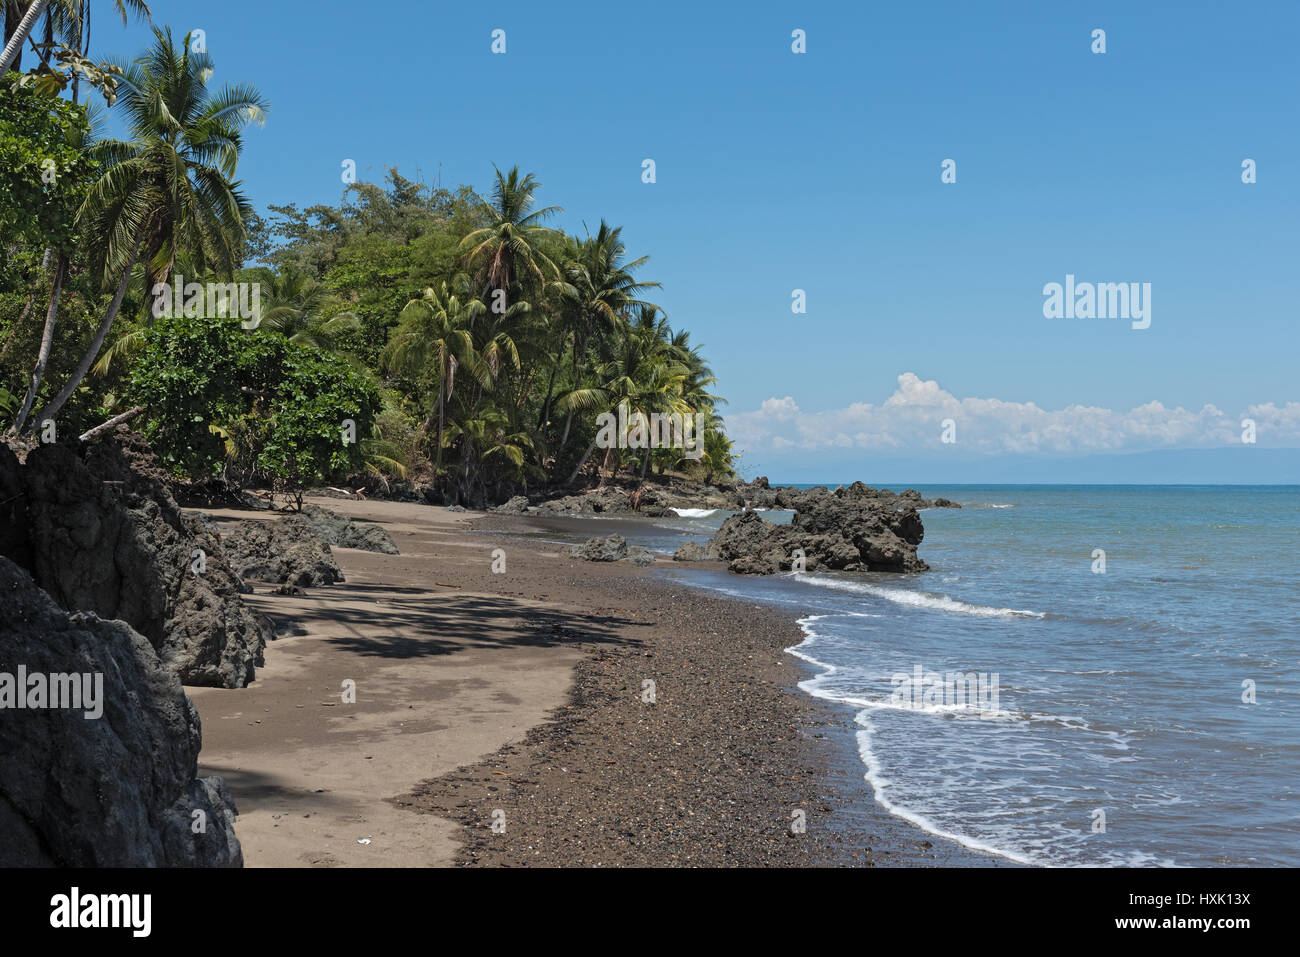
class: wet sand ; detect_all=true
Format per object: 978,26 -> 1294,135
186,497 -> 1006,867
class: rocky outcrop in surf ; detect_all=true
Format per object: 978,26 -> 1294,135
569,534 -> 657,565
706,483 -> 930,575
530,477 -> 961,517
0,556 -> 242,867
733,479 -> 960,513
570,534 -> 631,562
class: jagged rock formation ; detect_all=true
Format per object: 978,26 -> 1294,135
0,434 -> 268,688
569,534 -> 629,562
734,480 -> 961,513
672,541 -> 718,562
706,483 -> 930,575
567,535 -> 659,566
625,545 -> 656,566
533,478 -> 961,516
0,556 -> 242,867
219,518 -> 344,587
281,503 -> 399,554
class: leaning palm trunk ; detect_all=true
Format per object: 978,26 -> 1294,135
33,244 -> 139,429
564,434 -> 600,487
11,252 -> 66,434
538,330 -> 572,430
597,445 -> 618,487
435,355 -> 449,473
0,0 -> 50,75
558,407 -> 575,456
0,248 -> 52,365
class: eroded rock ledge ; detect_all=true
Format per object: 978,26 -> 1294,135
531,476 -> 960,517
677,481 -> 932,574
0,556 -> 242,867
0,431 -> 269,688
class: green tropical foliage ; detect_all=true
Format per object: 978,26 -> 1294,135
0,22 -> 736,506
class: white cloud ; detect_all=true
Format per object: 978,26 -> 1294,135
727,373 -> 1300,456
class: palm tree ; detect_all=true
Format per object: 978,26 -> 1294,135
548,222 -> 659,453
8,251 -> 64,433
2,0 -> 52,74
32,26 -> 267,427
444,406 -> 535,505
257,268 -> 359,350
558,306 -> 690,486
8,93 -> 101,433
459,166 -> 562,303
383,280 -> 486,473
694,424 -> 735,483
2,0 -> 147,76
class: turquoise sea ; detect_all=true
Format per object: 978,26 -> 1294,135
535,485 -> 1300,866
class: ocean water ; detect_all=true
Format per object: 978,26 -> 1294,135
524,485 -> 1300,866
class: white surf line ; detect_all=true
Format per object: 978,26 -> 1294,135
793,572 -> 1046,619
784,616 -> 1039,867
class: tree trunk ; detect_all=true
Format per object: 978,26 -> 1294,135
596,444 -> 616,488
564,435 -> 599,487
556,324 -> 589,458
435,371 -> 445,474
0,0 -> 50,75
538,329 -> 571,430
0,248 -> 50,365
558,407 -> 576,457
11,251 -> 65,434
78,404 -> 144,442
32,243 -> 139,428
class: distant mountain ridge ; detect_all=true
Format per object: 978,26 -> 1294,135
765,447 -> 1300,486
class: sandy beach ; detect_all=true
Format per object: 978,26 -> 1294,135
181,496 -> 1003,867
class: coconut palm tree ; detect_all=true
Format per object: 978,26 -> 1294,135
383,280 -> 487,473
694,424 -> 735,483
670,326 -> 722,413
2,0 -> 147,76
31,25 -> 267,427
558,306 -> 690,485
459,165 -> 562,303
2,0 -> 53,74
444,406 -> 535,505
548,222 -> 659,453
257,268 -> 359,350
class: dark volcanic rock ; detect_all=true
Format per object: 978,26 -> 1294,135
0,435 -> 268,688
728,552 -> 784,575
281,503 -> 398,554
711,510 -> 777,561
219,519 -> 344,587
672,541 -> 717,562
537,487 -> 631,515
569,534 -> 629,562
624,545 -> 656,566
706,484 -> 930,575
533,477 -> 958,517
0,556 -> 242,866
791,491 -> 928,572
491,495 -> 531,515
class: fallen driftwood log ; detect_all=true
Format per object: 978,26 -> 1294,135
78,405 -> 145,442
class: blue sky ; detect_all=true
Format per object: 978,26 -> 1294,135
94,1 -> 1300,482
